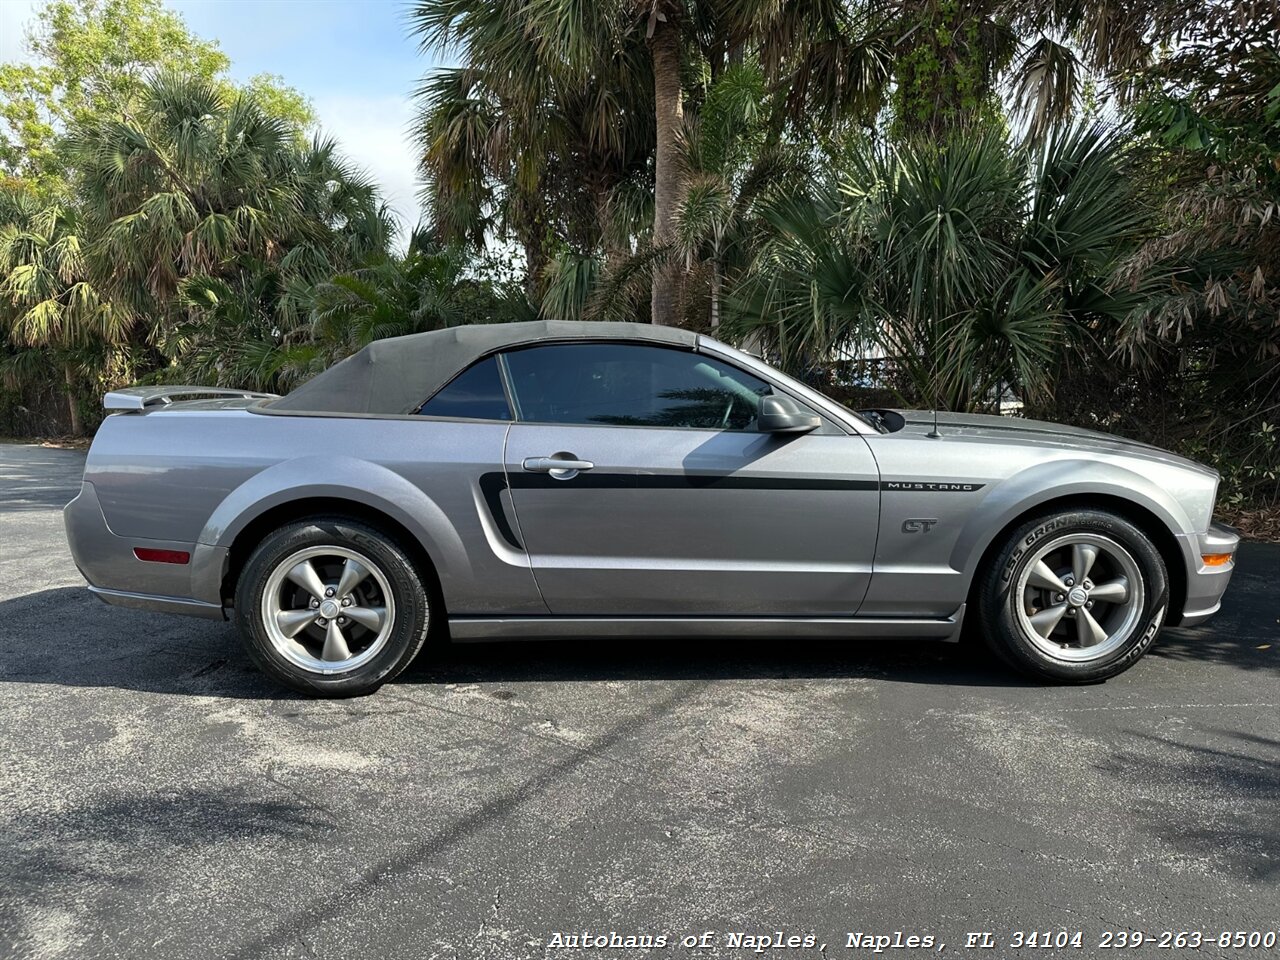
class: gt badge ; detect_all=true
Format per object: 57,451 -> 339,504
902,518 -> 939,534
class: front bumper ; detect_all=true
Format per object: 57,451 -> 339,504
1177,521 -> 1240,627
63,481 -> 228,620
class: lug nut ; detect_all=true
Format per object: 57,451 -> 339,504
316,617 -> 328,626
341,597 -> 351,606
337,617 -> 346,625
1055,593 -> 1066,603
310,599 -> 319,608
1086,600 -> 1094,609
1064,576 -> 1074,587
325,587 -> 335,597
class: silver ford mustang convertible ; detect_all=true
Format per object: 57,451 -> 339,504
65,320 -> 1239,696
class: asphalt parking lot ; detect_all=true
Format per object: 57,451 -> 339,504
1,442 -> 1277,960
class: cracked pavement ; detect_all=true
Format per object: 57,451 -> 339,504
1,443 -> 1277,959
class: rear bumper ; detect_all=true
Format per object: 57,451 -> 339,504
1176,522 -> 1240,627
88,586 -> 226,619
64,481 -> 228,620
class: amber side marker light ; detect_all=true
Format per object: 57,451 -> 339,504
1201,553 -> 1234,567
133,547 -> 191,565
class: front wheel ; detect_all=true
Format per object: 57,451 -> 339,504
978,509 -> 1169,682
234,517 -> 433,697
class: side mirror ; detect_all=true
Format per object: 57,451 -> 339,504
757,394 -> 821,434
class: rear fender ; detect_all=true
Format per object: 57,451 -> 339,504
198,455 -> 472,587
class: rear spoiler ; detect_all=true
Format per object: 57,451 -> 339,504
103,386 -> 280,412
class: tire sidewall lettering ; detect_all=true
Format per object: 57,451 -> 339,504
1000,515 -> 1117,587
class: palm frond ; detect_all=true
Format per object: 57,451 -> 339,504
1010,37 -> 1083,143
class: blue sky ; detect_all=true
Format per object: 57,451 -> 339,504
0,0 -> 451,235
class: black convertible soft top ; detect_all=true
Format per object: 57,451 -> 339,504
268,320 -> 699,416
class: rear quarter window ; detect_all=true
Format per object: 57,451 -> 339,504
416,356 -> 511,420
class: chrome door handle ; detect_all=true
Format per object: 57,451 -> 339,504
522,456 -> 595,475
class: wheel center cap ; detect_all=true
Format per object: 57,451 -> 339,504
1067,586 -> 1089,607
319,599 -> 340,619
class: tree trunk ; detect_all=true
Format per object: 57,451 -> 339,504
649,13 -> 684,326
595,182 -> 628,273
523,237 -> 546,305
709,261 -> 721,329
63,362 -> 83,437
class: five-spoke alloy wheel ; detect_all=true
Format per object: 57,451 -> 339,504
235,517 -> 433,696
979,508 -> 1169,682
261,545 -> 396,674
1014,533 -> 1143,663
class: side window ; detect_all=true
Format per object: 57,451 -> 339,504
502,343 -> 774,430
416,355 -> 511,420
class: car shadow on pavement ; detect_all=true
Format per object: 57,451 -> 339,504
1,584 -> 1274,700
406,633 -> 1028,688
0,586 -> 290,700
0,585 -> 1036,698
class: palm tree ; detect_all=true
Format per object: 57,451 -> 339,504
403,0 -> 1024,323
68,71 -> 392,384
414,63 -> 654,304
725,124 -> 1158,412
413,0 -> 724,322
307,234 -> 534,364
671,62 -> 806,329
874,0 -> 1213,142
410,0 -> 1228,329
411,1 -> 655,304
169,235 -> 535,392
645,0 -> 686,323
0,184 -> 128,434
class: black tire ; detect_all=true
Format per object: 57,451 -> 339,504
234,516 -> 434,697
977,508 -> 1169,683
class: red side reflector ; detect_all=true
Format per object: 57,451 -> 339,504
133,547 -> 191,565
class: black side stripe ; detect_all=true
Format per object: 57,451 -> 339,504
495,472 -> 878,492
477,472 -> 523,550
633,474 -> 879,491
478,471 -> 983,550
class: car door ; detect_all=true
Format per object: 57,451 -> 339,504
403,354 -> 546,615
499,341 -> 881,617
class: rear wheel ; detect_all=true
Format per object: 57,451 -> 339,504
978,508 -> 1168,682
234,517 -> 433,696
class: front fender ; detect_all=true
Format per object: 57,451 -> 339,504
197,454 -> 473,584
950,458 -> 1195,577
